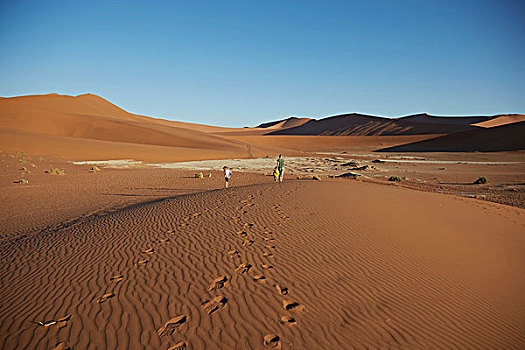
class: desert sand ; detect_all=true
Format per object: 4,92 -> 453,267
1,174 -> 524,349
1,94 -> 525,349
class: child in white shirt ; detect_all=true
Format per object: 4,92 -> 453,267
223,166 -> 232,188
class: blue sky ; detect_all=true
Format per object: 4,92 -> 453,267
1,0 -> 524,127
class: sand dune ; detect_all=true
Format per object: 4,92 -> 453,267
228,134 -> 439,152
0,94 -> 245,149
266,112 -> 525,137
379,121 -> 525,152
257,117 -> 313,129
0,94 -> 290,161
0,180 -> 523,349
266,113 -> 479,136
472,114 -> 525,128
0,127 -> 283,163
397,113 -> 492,125
2,94 -> 523,161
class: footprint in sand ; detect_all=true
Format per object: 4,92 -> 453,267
262,252 -> 274,258
137,258 -> 149,266
202,295 -> 228,315
110,274 -> 124,282
160,238 -> 170,243
253,275 -> 266,284
263,334 -> 282,349
237,231 -> 248,238
157,315 -> 187,336
243,223 -> 255,228
208,275 -> 228,291
168,341 -> 187,350
261,264 -> 273,269
51,342 -> 71,350
283,300 -> 305,313
142,248 -> 154,254
228,250 -> 240,258
275,284 -> 288,295
242,240 -> 255,246
264,237 -> 275,241
97,293 -> 115,303
265,245 -> 276,249
235,263 -> 252,274
34,314 -> 71,328
280,315 -> 297,326
55,314 -> 71,329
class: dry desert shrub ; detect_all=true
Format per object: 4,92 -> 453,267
474,176 -> 489,184
388,176 -> 404,182
44,168 -> 65,175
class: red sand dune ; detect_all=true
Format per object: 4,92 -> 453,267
472,114 -> 525,128
378,121 -> 525,152
0,94 -> 242,148
0,94 -> 285,161
1,93 -> 523,161
257,116 -> 313,129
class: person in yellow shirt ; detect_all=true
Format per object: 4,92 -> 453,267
273,166 -> 280,183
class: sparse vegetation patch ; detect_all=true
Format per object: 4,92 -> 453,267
388,176 -> 404,182
474,176 -> 489,184
44,168 -> 65,175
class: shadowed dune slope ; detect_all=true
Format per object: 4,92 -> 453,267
266,113 -> 481,136
378,121 -> 525,152
0,181 -> 523,349
266,113 -> 525,137
397,113 -> 492,125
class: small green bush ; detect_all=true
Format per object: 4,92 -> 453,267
195,172 -> 204,178
474,176 -> 489,184
388,176 -> 404,182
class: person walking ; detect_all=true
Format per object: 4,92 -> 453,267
277,154 -> 284,182
223,166 -> 232,188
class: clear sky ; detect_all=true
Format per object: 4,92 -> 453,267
1,0 -> 524,127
